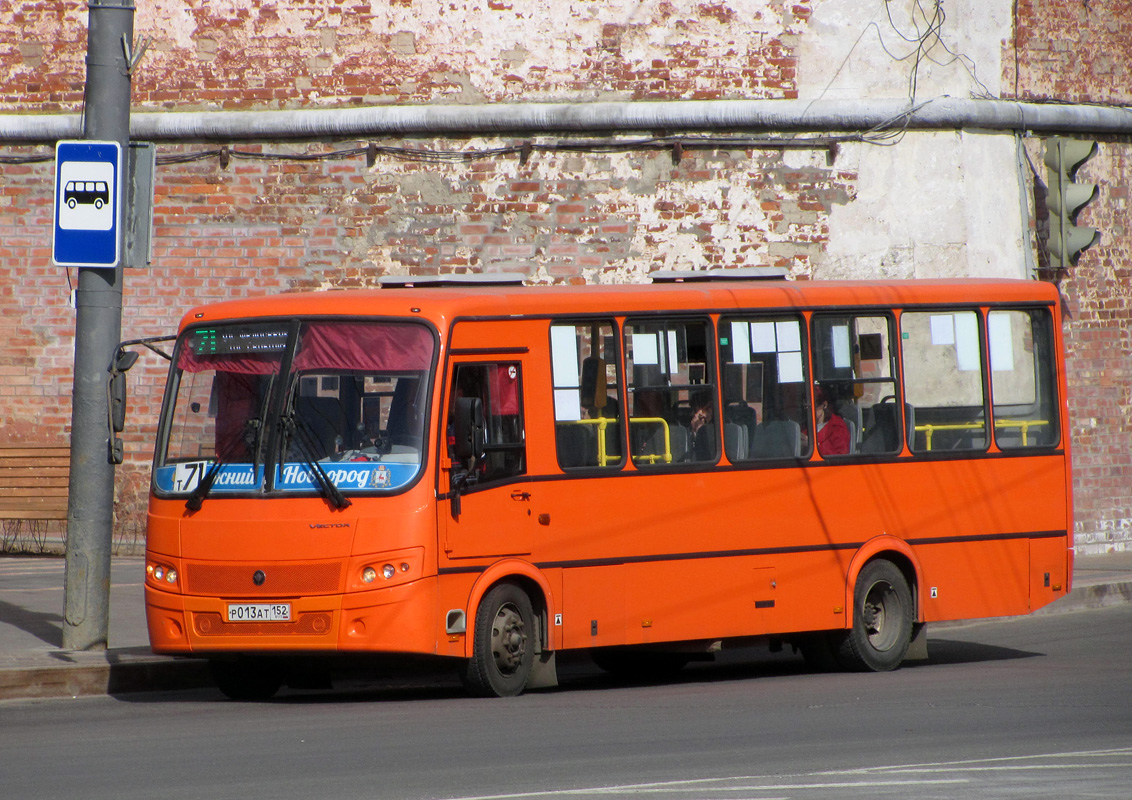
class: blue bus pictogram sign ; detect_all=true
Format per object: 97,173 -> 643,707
53,140 -> 122,268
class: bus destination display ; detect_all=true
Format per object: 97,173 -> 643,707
190,324 -> 289,356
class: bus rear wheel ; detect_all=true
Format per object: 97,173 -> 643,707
835,559 -> 913,672
210,657 -> 284,701
461,583 -> 535,697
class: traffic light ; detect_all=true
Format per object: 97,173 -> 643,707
1044,137 -> 1100,269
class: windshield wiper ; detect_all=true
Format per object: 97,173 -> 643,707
185,410 -> 269,512
280,410 -> 352,511
185,458 -> 224,512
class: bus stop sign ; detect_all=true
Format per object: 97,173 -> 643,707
53,140 -> 122,268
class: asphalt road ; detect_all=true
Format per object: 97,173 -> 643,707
2,605 -> 1130,800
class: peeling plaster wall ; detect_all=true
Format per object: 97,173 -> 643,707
798,0 -> 1009,101
800,0 -> 1024,283
818,132 -> 1026,281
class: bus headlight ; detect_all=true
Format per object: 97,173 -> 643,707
147,561 -> 179,587
348,548 -> 423,592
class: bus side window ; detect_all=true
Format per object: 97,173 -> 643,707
550,321 -> 623,469
812,314 -> 900,456
449,363 -> 526,483
989,308 -> 1059,449
900,310 -> 988,453
624,319 -> 717,466
722,316 -> 808,461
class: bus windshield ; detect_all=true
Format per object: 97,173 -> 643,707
153,319 -> 435,498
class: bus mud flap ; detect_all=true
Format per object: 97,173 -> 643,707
526,651 -> 558,690
905,622 -> 929,661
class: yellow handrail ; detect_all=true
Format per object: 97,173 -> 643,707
558,416 -> 674,465
913,419 -> 1049,450
560,417 -> 615,467
993,418 -> 1049,447
628,417 -> 673,464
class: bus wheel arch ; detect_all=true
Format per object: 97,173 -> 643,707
845,538 -> 923,627
464,561 -> 555,657
461,563 -> 556,697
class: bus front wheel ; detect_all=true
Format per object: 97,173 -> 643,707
461,582 -> 535,697
835,559 -> 913,672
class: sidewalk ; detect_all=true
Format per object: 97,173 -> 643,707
1,551 -> 1131,702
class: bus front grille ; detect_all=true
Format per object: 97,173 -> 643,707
184,561 -> 343,596
193,611 -> 334,637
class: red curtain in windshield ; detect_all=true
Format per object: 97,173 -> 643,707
178,349 -> 280,375
293,322 -> 432,372
177,322 -> 432,374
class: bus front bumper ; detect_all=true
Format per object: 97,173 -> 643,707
145,579 -> 438,656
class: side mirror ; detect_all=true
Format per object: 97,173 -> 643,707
452,396 -> 485,462
108,349 -> 140,464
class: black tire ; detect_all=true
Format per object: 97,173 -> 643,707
590,647 -> 690,680
461,583 -> 535,697
210,658 -> 284,701
835,560 -> 913,672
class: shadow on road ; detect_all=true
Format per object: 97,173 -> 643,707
0,598 -> 63,647
111,636 -> 1043,705
913,637 -> 1043,665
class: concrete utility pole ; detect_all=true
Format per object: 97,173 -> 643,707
62,0 -> 134,651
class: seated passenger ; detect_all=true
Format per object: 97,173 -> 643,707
810,384 -> 850,456
687,392 -> 716,462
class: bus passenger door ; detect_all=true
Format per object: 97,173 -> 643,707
441,360 -> 534,559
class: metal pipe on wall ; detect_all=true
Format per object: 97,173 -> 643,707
3,97 -> 1132,144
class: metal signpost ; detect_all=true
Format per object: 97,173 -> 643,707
57,0 -> 135,652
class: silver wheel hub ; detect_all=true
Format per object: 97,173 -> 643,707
491,603 -> 527,675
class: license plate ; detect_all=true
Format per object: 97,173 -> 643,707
227,603 -> 292,622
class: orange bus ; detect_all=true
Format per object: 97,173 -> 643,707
143,273 -> 1073,698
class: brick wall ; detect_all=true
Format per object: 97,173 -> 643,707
2,0 -> 1132,551
1008,1 -> 1132,551
1,1 -> 810,111
0,137 -> 856,539
1057,144 -> 1132,552
1007,0 -> 1132,104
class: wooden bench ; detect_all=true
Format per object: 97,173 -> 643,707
0,446 -> 70,522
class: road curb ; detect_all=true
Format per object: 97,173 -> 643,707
1034,580 -> 1132,615
0,649 -> 211,702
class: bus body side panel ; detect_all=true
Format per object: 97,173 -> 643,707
528,452 -> 1069,649
432,297 -> 1070,657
